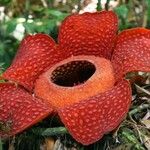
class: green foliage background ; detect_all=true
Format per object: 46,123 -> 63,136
0,0 -> 150,150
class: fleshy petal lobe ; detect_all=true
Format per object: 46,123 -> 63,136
0,83 -> 53,137
112,28 -> 150,80
2,34 -> 59,91
58,11 -> 118,59
12,34 -> 33,62
58,79 -> 131,145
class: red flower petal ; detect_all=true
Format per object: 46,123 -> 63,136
58,11 -> 118,59
58,79 -> 131,145
0,83 -> 53,137
112,28 -> 150,80
12,35 -> 33,62
3,34 -> 61,91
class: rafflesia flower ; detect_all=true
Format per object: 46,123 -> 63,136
0,11 -> 150,145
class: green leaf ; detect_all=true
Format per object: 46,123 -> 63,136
119,128 -> 145,150
44,9 -> 68,20
146,0 -> 150,27
0,0 -> 11,5
97,0 -> 102,11
42,127 -> 68,136
114,5 -> 128,19
23,22 -> 35,34
0,138 -> 3,150
45,10 -> 64,17
6,19 -> 17,34
31,5 -> 44,12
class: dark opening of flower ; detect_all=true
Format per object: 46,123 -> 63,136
0,11 -> 150,145
51,60 -> 96,87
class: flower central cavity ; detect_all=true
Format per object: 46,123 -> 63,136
35,56 -> 115,108
50,60 -> 96,87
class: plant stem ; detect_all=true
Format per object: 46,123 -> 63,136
129,104 -> 150,116
41,127 -> 68,136
97,0 -> 102,11
105,0 -> 110,10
